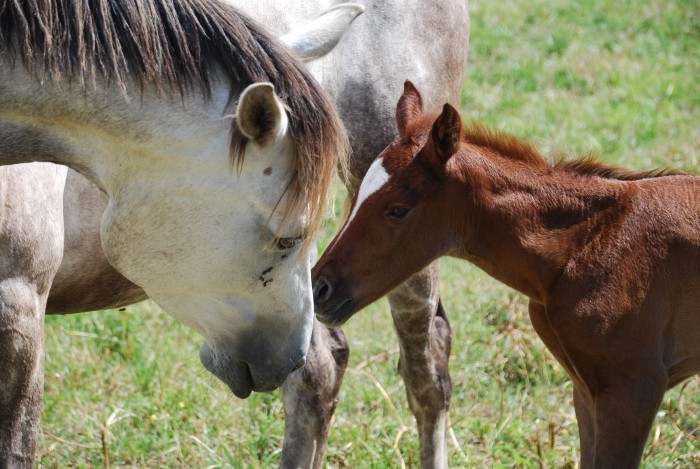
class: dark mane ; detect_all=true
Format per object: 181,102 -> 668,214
554,157 -> 685,181
0,0 -> 347,240
0,0 -> 288,96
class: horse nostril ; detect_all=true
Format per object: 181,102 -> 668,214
313,276 -> 333,304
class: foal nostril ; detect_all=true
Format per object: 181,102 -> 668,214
313,276 -> 333,304
292,355 -> 306,372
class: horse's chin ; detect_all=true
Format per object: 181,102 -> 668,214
199,342 -> 253,399
315,297 -> 357,327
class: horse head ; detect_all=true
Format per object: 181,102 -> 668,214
0,1 -> 351,398
94,83 -> 317,397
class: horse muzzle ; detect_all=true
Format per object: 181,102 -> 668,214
199,341 -> 306,398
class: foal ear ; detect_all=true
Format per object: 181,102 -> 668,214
429,103 -> 462,165
396,80 -> 424,139
236,83 -> 289,146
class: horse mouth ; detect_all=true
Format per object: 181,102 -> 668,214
229,361 -> 255,398
199,342 -> 254,398
315,298 -> 356,326
199,342 -> 305,398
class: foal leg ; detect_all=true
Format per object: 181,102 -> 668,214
388,262 -> 452,468
279,320 -> 349,469
589,370 -> 667,469
572,385 -> 595,467
0,282 -> 46,469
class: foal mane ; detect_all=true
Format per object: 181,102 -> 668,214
463,122 -> 548,171
554,158 -> 685,181
0,0 -> 347,241
461,122 -> 680,181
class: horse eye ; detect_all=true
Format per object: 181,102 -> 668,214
387,206 -> 410,222
275,236 -> 303,250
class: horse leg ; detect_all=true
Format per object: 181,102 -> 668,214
387,262 -> 451,468
279,319 -> 349,469
589,369 -> 667,469
0,282 -> 46,469
0,164 -> 64,467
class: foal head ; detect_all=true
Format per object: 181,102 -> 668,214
312,81 -> 464,325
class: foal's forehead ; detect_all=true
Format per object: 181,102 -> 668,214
356,157 -> 391,205
358,132 -> 429,204
334,157 -> 390,240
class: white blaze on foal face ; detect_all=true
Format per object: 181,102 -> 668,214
337,157 -> 390,241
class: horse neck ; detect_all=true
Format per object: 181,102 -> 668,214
448,147 -> 623,302
0,69 -> 227,172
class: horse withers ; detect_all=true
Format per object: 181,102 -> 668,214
312,81 -> 700,468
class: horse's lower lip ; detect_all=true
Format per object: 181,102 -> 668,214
200,343 -> 254,399
229,362 -> 254,398
231,361 -> 294,396
316,298 -> 356,326
252,381 -> 278,393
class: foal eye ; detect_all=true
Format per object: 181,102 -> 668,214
275,236 -> 303,251
387,206 -> 410,222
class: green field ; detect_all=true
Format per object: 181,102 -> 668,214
37,0 -> 699,467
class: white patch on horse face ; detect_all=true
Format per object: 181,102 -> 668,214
336,157 -> 389,240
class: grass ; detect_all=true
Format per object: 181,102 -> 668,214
37,0 -> 699,467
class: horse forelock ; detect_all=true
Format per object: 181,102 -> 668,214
0,0 -> 348,246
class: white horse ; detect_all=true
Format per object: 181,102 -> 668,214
0,1 -> 348,466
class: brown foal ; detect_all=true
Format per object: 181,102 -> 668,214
312,81 -> 700,468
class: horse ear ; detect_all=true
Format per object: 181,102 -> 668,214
236,83 -> 289,146
281,4 -> 365,62
396,80 -> 424,139
429,103 -> 462,165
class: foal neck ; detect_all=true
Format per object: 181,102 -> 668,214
449,144 -> 626,302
